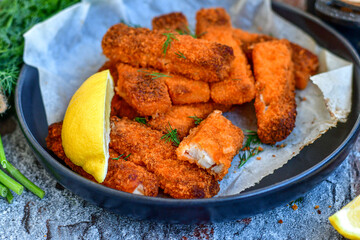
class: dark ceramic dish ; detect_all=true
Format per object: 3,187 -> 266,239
15,2 -> 360,224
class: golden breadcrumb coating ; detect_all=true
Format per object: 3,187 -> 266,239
177,110 -> 244,180
116,63 -> 171,116
290,42 -> 319,89
164,75 -> 210,104
232,28 -> 319,90
102,23 -> 234,82
109,116 -> 219,199
148,102 -> 232,140
252,40 -> 297,144
46,122 -> 159,197
196,8 -> 255,104
152,12 -> 189,33
110,94 -> 140,119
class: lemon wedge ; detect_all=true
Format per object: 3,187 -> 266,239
329,195 -> 360,240
62,70 -> 114,183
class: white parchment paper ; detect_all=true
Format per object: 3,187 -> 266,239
23,0 -> 353,196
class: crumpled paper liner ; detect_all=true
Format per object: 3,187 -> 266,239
23,0 -> 353,196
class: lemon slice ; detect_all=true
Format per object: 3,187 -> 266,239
329,195 -> 360,240
62,70 -> 114,183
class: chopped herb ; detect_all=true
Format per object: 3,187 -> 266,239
175,51 -> 186,59
137,69 -> 171,80
120,20 -> 141,28
176,26 -> 206,39
162,33 -> 178,55
289,197 -> 304,209
238,130 -> 262,168
134,117 -> 147,125
161,123 -> 180,146
188,116 -> 203,125
112,153 -> 131,161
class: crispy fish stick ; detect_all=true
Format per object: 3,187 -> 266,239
148,103 -> 231,140
290,42 -> 319,89
46,122 -> 159,196
252,40 -> 297,144
177,110 -> 243,180
110,94 -> 140,119
164,75 -> 210,104
116,63 -> 171,116
196,8 -> 255,104
109,117 -> 219,199
152,13 -> 211,104
152,12 -> 189,33
102,23 -> 234,82
232,28 -> 319,90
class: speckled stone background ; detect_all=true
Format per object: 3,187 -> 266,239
0,113 -> 359,240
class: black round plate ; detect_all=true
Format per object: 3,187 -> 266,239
15,2 -> 360,224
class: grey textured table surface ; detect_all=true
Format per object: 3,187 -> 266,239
0,117 -> 358,240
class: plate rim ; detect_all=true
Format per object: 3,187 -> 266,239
15,1 -> 360,206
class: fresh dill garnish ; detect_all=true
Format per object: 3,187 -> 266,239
137,69 -> 171,80
162,32 -> 178,55
289,197 -> 304,208
188,116 -> 203,125
175,51 -> 186,59
120,20 -> 142,28
0,0 -> 80,102
176,26 -> 206,39
134,117 -> 147,125
112,153 -> 131,161
238,130 -> 262,168
161,123 -> 180,146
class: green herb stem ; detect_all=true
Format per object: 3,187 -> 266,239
6,189 -> 13,203
161,123 -> 180,146
134,117 -> 147,125
0,182 -> 8,198
0,135 -> 44,198
0,169 -> 23,195
188,116 -> 203,125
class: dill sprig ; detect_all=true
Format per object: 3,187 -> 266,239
0,0 -> 80,100
176,26 -> 206,39
175,51 -> 186,59
137,69 -> 171,80
161,123 -> 180,146
162,33 -> 178,55
289,197 -> 304,209
134,117 -> 147,125
188,116 -> 203,125
112,153 -> 131,161
238,130 -> 262,168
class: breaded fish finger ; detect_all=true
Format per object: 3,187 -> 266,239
46,122 -> 159,197
232,28 -> 319,90
252,40 -> 297,144
196,8 -> 255,105
109,117 -> 219,199
152,12 -> 189,33
148,102 -> 231,140
110,94 -> 140,119
164,75 -> 210,104
102,23 -> 234,82
116,63 -> 171,116
176,110 -> 243,180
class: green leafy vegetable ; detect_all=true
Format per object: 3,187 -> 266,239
188,116 -> 203,125
238,130 -> 262,168
112,153 -> 131,161
0,0 -> 80,99
176,26 -> 206,39
134,117 -> 147,125
161,123 -> 180,146
137,69 -> 171,80
162,32 -> 178,55
175,51 -> 186,59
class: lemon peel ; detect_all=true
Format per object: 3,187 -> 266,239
329,195 -> 360,240
62,70 -> 114,183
